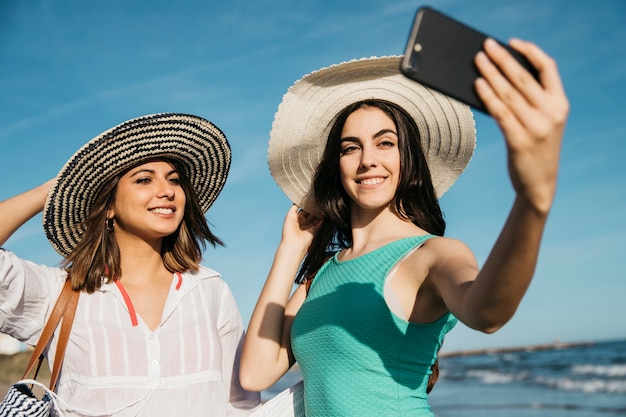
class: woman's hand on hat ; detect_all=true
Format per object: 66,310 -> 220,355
474,37 -> 569,214
281,204 -> 321,251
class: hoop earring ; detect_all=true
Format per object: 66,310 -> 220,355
106,218 -> 114,233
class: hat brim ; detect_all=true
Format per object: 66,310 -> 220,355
44,113 -> 231,257
268,56 -> 476,215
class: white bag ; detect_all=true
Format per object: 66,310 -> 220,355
251,381 -> 305,417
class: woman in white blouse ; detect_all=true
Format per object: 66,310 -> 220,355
0,113 -> 260,416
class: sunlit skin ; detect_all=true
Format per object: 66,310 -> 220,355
106,160 -> 187,330
108,160 -> 186,251
240,38 -> 569,393
339,106 -> 401,217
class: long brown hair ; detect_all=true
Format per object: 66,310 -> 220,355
61,158 -> 223,292
296,99 -> 445,284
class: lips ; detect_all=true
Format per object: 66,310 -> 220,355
149,207 -> 175,214
356,177 -> 385,185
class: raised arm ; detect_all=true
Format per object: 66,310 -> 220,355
434,39 -> 569,333
0,179 -> 55,247
239,205 -> 320,391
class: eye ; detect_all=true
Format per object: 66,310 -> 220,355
168,176 -> 181,186
340,143 -> 361,156
378,136 -> 397,148
136,177 -> 152,184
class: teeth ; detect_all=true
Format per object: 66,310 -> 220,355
151,208 -> 173,214
358,178 -> 384,185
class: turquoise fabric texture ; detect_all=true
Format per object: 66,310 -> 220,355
291,235 -> 457,417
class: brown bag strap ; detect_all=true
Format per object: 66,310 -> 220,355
20,279 -> 79,390
49,286 -> 79,389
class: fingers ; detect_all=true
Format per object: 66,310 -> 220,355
473,38 -> 569,213
283,204 -> 321,242
297,207 -> 321,230
487,38 -> 544,104
474,58 -> 519,127
508,38 -> 566,99
474,39 -> 540,121
287,204 -> 320,228
475,38 -> 569,134
509,39 -> 570,127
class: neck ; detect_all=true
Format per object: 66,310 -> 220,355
348,206 -> 424,257
115,235 -> 170,283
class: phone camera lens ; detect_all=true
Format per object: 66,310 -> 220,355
408,45 -> 421,74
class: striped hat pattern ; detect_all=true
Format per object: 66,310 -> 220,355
43,113 -> 230,257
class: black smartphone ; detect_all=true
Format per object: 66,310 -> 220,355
400,6 -> 539,113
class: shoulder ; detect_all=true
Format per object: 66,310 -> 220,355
415,236 -> 479,290
422,235 -> 473,254
410,235 -> 477,271
185,265 -> 233,294
178,267 -> 243,328
191,264 -> 222,279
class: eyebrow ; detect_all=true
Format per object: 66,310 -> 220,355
375,129 -> 398,138
340,129 -> 398,142
129,168 -> 178,177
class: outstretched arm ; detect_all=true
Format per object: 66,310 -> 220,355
435,39 -> 569,333
0,179 -> 54,247
239,205 -> 320,391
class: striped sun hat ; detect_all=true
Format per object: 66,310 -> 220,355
43,113 -> 231,258
268,56 -> 477,215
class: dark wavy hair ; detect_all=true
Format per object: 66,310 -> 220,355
297,99 -> 445,284
61,158 -> 223,293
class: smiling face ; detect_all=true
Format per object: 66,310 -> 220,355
338,106 -> 401,214
108,160 -> 186,246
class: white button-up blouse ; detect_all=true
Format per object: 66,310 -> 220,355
0,248 -> 260,416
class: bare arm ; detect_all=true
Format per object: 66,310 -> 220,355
239,205 -> 320,391
0,179 -> 54,247
433,39 -> 569,333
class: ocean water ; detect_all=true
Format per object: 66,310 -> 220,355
430,339 -> 626,416
263,339 -> 626,416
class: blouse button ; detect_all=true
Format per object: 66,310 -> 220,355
151,360 -> 158,366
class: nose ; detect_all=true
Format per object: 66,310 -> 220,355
156,178 -> 175,199
359,144 -> 378,170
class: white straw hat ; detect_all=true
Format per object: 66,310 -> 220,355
44,113 -> 231,257
268,56 -> 476,214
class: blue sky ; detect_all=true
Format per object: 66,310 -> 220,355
1,0 -> 625,353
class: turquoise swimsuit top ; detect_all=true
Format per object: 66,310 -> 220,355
291,235 -> 457,417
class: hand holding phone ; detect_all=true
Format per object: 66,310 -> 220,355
400,6 -> 539,113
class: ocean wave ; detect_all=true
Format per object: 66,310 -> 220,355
536,376 -> 626,394
465,369 -> 530,384
572,364 -> 626,377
